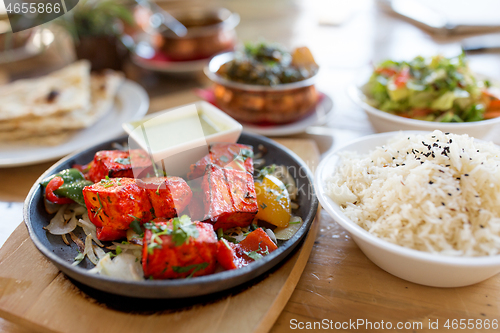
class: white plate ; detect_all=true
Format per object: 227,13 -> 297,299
242,93 -> 333,137
131,52 -> 208,74
0,80 -> 149,167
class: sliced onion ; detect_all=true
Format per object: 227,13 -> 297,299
69,232 -> 85,252
90,253 -> 144,281
93,245 -> 107,260
77,216 -> 103,247
72,205 -> 87,216
84,234 -> 99,265
44,198 -> 61,214
265,228 -> 278,244
61,234 -> 70,246
126,229 -> 143,246
108,242 -> 142,251
274,216 -> 303,240
44,205 -> 77,235
108,242 -> 143,260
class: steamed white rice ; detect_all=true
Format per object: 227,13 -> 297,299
326,130 -> 500,257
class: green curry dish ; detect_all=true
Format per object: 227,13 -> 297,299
217,42 -> 318,86
365,53 -> 489,122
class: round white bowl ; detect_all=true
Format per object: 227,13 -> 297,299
315,131 -> 500,287
347,80 -> 500,139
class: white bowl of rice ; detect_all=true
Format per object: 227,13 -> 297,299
315,130 -> 500,287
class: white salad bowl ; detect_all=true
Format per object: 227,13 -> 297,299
315,131 -> 500,287
347,78 -> 500,140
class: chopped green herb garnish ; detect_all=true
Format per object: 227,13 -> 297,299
222,234 -> 238,243
240,148 -> 254,159
95,193 -> 103,216
289,220 -> 301,224
144,215 -> 199,254
156,182 -> 162,196
217,228 -> 224,240
73,251 -> 85,264
129,214 -> 143,236
114,157 -> 131,165
244,242 -> 270,261
257,164 -> 277,179
245,249 -> 263,261
219,155 -> 229,163
172,262 -> 209,278
260,203 -> 268,209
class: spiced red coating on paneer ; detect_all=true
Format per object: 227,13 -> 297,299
82,177 -> 153,241
142,219 -> 217,279
136,177 -> 192,219
202,165 -> 258,230
87,149 -> 152,183
187,143 -> 254,180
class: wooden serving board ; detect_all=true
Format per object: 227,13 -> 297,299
0,139 -> 321,333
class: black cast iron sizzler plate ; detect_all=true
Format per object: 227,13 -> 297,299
24,132 -> 318,299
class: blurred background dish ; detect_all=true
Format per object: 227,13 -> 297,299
156,7 -> 239,61
205,43 -> 319,125
0,78 -> 148,167
348,65 -> 500,139
241,92 -> 333,137
131,6 -> 239,73
0,27 -> 54,64
131,41 -> 209,73
55,0 -> 135,71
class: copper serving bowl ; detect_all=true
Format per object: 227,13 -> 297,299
205,52 -> 319,124
159,7 -> 239,61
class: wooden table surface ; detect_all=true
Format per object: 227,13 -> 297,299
1,0 -> 500,332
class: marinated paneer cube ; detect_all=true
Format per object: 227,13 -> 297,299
187,143 -> 254,180
202,165 -> 258,230
136,177 -> 192,219
142,217 -> 217,279
87,149 -> 152,183
82,177 -> 153,241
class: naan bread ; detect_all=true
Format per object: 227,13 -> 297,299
0,70 -> 124,133
0,60 -> 91,121
0,130 -> 75,146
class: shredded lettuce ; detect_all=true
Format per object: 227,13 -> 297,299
365,53 -> 489,122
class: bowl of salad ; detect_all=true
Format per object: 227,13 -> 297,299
205,42 -> 320,124
348,53 -> 500,138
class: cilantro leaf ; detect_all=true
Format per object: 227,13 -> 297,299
129,214 -> 144,236
114,157 -> 131,165
172,262 -> 209,278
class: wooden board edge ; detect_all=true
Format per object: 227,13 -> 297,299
254,209 -> 321,333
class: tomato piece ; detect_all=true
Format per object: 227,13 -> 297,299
394,67 -> 410,88
216,228 -> 278,269
216,239 -> 240,270
45,177 -> 74,205
238,228 -> 278,259
375,67 -> 397,77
